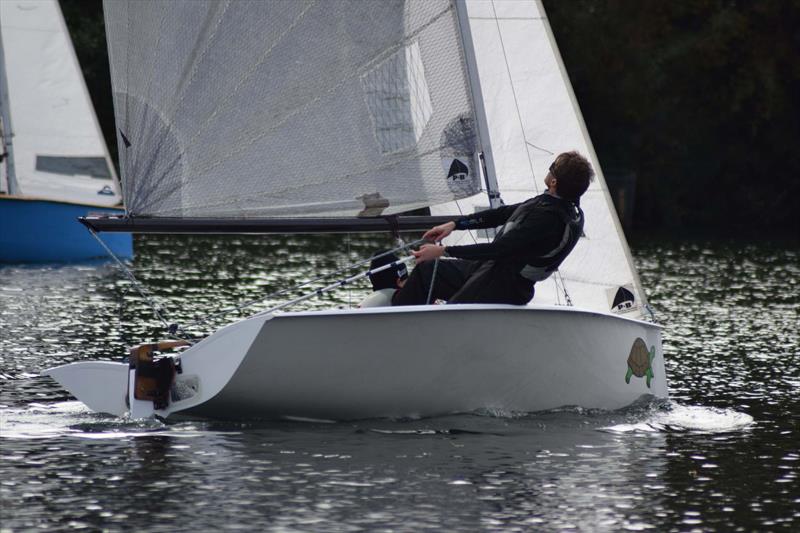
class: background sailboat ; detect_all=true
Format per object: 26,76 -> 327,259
47,0 -> 667,420
0,0 -> 131,262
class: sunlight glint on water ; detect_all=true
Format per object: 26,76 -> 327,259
1,236 -> 798,531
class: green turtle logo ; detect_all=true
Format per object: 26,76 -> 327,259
625,338 -> 656,388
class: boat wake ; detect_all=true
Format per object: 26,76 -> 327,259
602,401 -> 754,434
0,401 -> 200,440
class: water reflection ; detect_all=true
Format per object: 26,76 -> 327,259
1,237 -> 798,531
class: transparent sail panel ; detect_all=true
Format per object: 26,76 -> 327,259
104,0 -> 480,218
433,0 -> 647,317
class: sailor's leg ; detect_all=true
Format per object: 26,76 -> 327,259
391,260 -> 473,305
449,262 -> 534,305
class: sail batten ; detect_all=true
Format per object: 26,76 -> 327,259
105,0 -> 482,218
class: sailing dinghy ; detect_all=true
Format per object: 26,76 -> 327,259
45,0 -> 668,420
0,0 -> 131,262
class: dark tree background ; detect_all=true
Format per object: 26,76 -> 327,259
60,0 -> 800,238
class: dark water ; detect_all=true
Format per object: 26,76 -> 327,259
1,236 -> 798,531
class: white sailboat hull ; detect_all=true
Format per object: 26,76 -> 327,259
46,305 -> 666,420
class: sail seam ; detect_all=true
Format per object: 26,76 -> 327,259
143,138 -> 471,216
138,1 -> 456,212
193,3 -> 456,178
121,0 -> 321,209
164,1 -> 232,124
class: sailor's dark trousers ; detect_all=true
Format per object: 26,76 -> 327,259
391,259 -> 534,306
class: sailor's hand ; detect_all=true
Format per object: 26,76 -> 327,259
413,244 -> 445,264
423,221 -> 456,243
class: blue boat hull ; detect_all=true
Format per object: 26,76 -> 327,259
0,197 -> 133,262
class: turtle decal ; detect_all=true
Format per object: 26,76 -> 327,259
624,337 -> 656,388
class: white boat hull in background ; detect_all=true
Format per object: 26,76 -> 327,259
45,305 -> 667,420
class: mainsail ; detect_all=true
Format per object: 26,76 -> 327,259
432,0 -> 649,318
104,0 -> 481,218
101,0 -> 648,318
0,0 -> 120,205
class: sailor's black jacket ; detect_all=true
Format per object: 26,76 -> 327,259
444,193 -> 584,304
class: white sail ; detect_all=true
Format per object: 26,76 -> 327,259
0,0 -> 121,206
433,0 -> 649,319
103,0 -> 482,218
44,0 -> 669,420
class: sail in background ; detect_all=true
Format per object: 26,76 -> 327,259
0,0 -> 121,206
104,0 -> 481,218
433,0 -> 648,319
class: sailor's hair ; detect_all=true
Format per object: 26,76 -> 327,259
552,151 -> 594,200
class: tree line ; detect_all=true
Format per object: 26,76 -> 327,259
60,0 -> 799,238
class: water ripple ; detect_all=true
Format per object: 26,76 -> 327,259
0,236 -> 797,531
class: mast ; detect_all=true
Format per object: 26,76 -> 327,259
0,22 -> 19,195
454,0 -> 502,209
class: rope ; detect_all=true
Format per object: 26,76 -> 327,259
426,257 -> 440,304
87,229 -> 193,342
347,232 -> 352,309
183,237 -> 427,329
554,269 -> 573,306
89,229 -> 426,337
254,255 -> 415,317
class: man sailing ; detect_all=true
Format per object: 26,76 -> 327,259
392,151 -> 594,306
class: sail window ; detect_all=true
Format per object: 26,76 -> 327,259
361,41 -> 433,154
35,155 -> 112,179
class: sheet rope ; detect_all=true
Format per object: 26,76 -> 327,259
87,229 -> 427,339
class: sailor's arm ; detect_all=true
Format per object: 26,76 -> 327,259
454,203 -> 520,231
416,210 -> 561,263
422,203 -> 521,243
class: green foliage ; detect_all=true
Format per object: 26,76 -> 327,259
544,0 -> 800,236
58,0 -> 799,236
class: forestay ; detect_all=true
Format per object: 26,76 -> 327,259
433,0 -> 649,319
104,0 -> 481,218
0,0 -> 120,205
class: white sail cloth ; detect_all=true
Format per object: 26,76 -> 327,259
433,0 -> 649,318
0,0 -> 120,205
104,0 -> 481,218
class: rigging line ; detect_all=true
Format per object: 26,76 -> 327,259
555,269 -> 573,306
489,0 -> 540,194
426,257 -> 440,305
183,238 -> 428,329
347,232 -> 352,309
526,141 -> 554,155
552,272 -> 562,305
86,228 -> 193,343
253,255 -> 415,317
